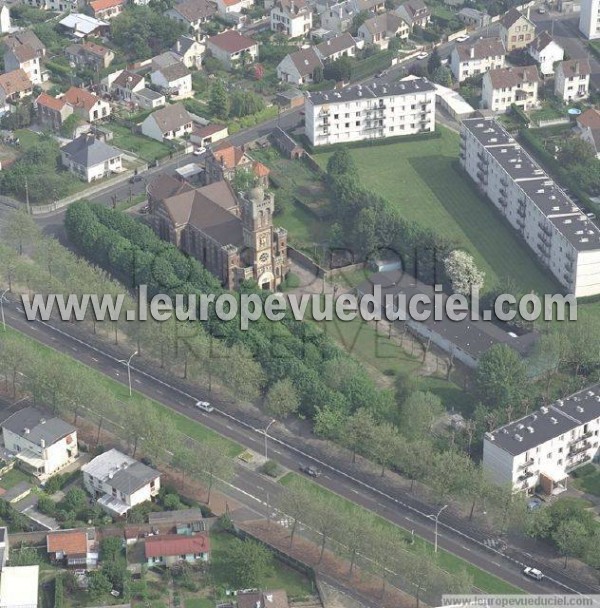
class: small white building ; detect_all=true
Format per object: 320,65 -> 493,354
579,0 -> 600,39
450,37 -> 505,83
528,32 -> 564,76
216,0 -> 253,15
481,65 -> 539,113
61,134 -> 123,182
1,407 -> 77,479
165,0 -> 216,32
206,30 -> 259,70
277,47 -> 322,85
554,59 -> 590,102
58,13 -> 109,38
271,0 -> 313,38
172,35 -> 205,70
132,87 -> 166,110
81,448 -> 161,517
101,69 -> 145,101
0,566 -> 38,608
3,46 -> 42,85
141,102 -> 193,141
0,528 -> 9,571
0,4 -> 11,34
150,63 -> 193,98
63,86 -> 111,122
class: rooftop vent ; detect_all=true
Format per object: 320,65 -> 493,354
485,432 -> 495,441
540,406 -> 549,413
527,426 -> 534,433
557,399 -> 564,406
576,405 -> 584,413
23,428 -> 30,434
550,417 -> 558,424
515,433 -> 523,442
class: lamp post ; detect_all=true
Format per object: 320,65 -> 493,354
0,289 -> 8,332
118,350 -> 138,397
434,504 -> 448,553
264,419 -> 276,460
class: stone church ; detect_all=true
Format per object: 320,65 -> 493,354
149,175 -> 289,290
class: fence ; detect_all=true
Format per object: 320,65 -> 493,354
534,117 -> 570,128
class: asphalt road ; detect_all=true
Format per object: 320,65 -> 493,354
2,297 -> 598,597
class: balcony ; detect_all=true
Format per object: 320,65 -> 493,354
459,152 -> 466,161
500,177 -> 509,188
477,151 -> 488,163
517,206 -> 526,219
517,469 -> 535,482
565,261 -> 574,273
477,171 -> 488,184
538,232 -> 552,247
518,458 -> 535,470
569,431 -> 593,445
538,222 -> 552,237
477,161 -> 488,173
569,441 -> 592,457
566,252 -> 575,263
499,197 -> 508,208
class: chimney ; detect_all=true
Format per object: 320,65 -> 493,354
470,46 -> 474,59
575,61 -> 580,74
526,6 -> 530,19
40,439 -> 46,448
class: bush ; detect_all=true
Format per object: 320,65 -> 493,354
260,460 -> 279,477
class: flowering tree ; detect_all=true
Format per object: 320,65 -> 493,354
444,250 -> 485,295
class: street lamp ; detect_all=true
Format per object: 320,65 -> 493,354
118,350 -> 138,397
433,504 -> 448,554
263,419 -> 276,460
0,289 -> 8,332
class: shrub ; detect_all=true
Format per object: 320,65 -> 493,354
261,460 -> 279,477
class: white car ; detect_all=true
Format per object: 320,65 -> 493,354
416,52 -> 428,60
195,400 -> 214,412
193,146 -> 206,156
455,35 -> 469,42
523,567 -> 544,581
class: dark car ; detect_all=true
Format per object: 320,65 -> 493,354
129,174 -> 143,183
300,464 -> 322,477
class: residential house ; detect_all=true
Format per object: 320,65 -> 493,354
576,108 -> 600,158
528,31 -> 564,76
150,62 -> 193,98
81,448 -> 161,517
58,13 -> 109,38
270,0 -> 313,38
216,0 -> 254,16
358,12 -> 409,49
396,0 -> 430,30
148,508 -> 205,534
3,44 -> 42,85
554,59 -> 591,101
481,65 -> 539,112
63,86 -> 111,121
22,0 -> 79,11
276,46 -> 322,84
271,126 -> 304,158
320,0 -> 354,34
1,407 -> 78,479
460,118 -> 600,297
190,123 -> 229,147
172,35 -> 205,69
316,32 -> 356,61
65,41 -> 115,70
101,69 -> 145,101
206,30 -> 259,70
305,78 -> 436,146
61,133 -> 123,182
499,7 -> 535,51
3,31 -> 46,59
150,181 -> 288,290
89,0 -> 124,20
0,4 -> 11,34
0,528 -> 9,570
165,0 -> 216,32
35,92 -> 73,130
579,0 -> 600,39
237,590 -> 289,608
132,88 -> 166,110
0,566 -> 39,608
145,533 -> 210,566
205,142 -> 270,187
0,70 -> 33,108
141,102 -> 193,141
46,528 -> 99,568
450,37 -> 506,83
457,7 -> 490,28
483,384 -> 600,494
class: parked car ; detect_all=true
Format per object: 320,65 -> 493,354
587,212 -> 597,220
523,567 -> 544,580
537,5 -> 546,13
416,52 -> 428,60
455,35 -> 469,42
193,146 -> 206,156
129,174 -> 143,183
195,400 -> 214,412
299,464 -> 322,477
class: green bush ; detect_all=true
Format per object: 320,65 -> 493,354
260,460 -> 279,477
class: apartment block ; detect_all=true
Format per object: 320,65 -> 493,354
579,0 -> 600,39
460,118 -> 600,297
305,78 -> 435,147
483,384 -> 600,494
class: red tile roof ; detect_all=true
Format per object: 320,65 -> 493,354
0,69 -> 33,97
36,92 -> 67,112
208,30 -> 257,54
47,530 -> 88,555
90,0 -> 123,12
212,143 -> 246,168
63,86 -> 100,112
253,160 -> 270,178
578,108 -> 600,129
144,533 -> 210,558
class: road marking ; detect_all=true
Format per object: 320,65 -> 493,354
71,346 -> 78,352
225,424 -> 234,430
91,357 -> 99,362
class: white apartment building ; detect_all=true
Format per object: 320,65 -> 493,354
271,0 -> 313,37
81,448 -> 160,517
450,37 -> 505,83
579,0 -> 600,39
527,31 -> 563,76
483,384 -> 600,494
305,78 -> 436,147
1,407 -> 78,479
460,118 -> 600,297
481,65 -> 539,113
554,59 -> 591,102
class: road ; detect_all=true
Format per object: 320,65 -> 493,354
1,297 -> 598,597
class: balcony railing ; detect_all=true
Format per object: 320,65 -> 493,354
569,431 -> 594,445
538,222 -> 552,237
517,207 -> 526,218
569,441 -> 592,456
538,232 -> 552,246
518,458 -> 535,470
537,243 -> 550,258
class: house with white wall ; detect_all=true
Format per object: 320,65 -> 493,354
3,45 -> 42,85
554,59 -> 590,101
166,0 -> 216,31
450,37 -> 505,83
1,407 -> 77,479
151,62 -> 193,98
61,134 -> 123,182
527,32 -> 563,76
206,30 -> 259,70
481,65 -> 539,113
271,0 -> 313,37
141,102 -> 193,141
81,448 -> 160,517
0,4 -> 11,34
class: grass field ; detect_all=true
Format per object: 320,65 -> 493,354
0,467 -> 33,490
109,124 -> 173,162
2,328 -> 242,458
279,473 -> 523,595
571,464 -> 600,497
313,128 -> 560,295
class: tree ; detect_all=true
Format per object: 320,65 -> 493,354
193,439 -> 234,504
351,10 -> 370,34
444,250 -> 485,295
368,421 -> 400,476
62,488 -> 87,513
231,168 -> 257,192
208,79 -> 230,120
553,519 -> 589,568
340,408 -> 376,463
278,481 -> 311,547
264,378 -> 300,418
313,64 -> 323,83
100,536 -> 123,562
323,56 -> 352,82
427,47 -> 441,74
88,571 -> 112,600
327,147 -> 356,178
2,209 -> 39,255
230,90 -> 265,117
225,538 -> 273,587
310,494 -> 342,563
398,391 -> 443,438
476,344 -> 527,410
431,66 -> 453,87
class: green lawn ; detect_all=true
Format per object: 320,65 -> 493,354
313,128 -> 560,295
2,328 -> 242,458
109,124 -> 173,162
184,599 -> 214,608
571,464 -> 600,497
210,531 -> 314,599
279,473 -> 524,595
0,467 -> 34,490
